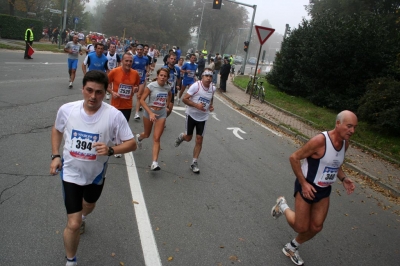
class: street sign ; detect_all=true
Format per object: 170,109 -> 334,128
255,25 -> 275,45
49,8 -> 62,14
74,17 -> 79,24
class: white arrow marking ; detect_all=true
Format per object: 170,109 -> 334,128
211,113 -> 220,121
227,127 -> 246,140
173,106 -> 186,111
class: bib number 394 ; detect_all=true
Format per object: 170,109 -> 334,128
69,129 -> 99,161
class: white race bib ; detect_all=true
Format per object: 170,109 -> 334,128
153,93 -> 168,107
316,166 -> 338,187
118,84 -> 133,99
69,129 -> 99,161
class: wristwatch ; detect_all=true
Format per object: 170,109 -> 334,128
107,147 -> 114,156
51,154 -> 61,160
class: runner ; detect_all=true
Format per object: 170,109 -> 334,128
174,68 -> 215,173
131,44 -> 150,120
50,70 -> 137,266
144,44 -> 153,80
64,34 -> 83,88
135,68 -> 172,171
86,37 -> 96,54
162,53 -> 181,117
82,43 -> 109,75
271,110 -> 357,266
105,43 -> 121,100
177,53 -> 198,105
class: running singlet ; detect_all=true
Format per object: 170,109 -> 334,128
185,81 -> 215,121
85,53 -> 108,72
54,100 -> 133,185
131,55 -> 149,82
147,81 -> 171,108
106,52 -> 120,70
162,65 -> 181,94
182,62 -> 198,83
108,67 -> 140,109
301,131 -> 345,187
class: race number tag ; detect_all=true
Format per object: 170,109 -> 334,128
69,129 -> 99,161
187,70 -> 195,78
137,69 -> 144,77
198,96 -> 210,112
118,84 -> 133,99
108,58 -> 116,69
153,93 -> 168,107
316,166 -> 338,187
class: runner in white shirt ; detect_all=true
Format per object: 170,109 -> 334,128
174,68 -> 215,173
105,43 -> 121,100
50,70 -> 137,266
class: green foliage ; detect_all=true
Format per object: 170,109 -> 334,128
0,14 -> 42,41
268,9 -> 399,112
358,77 -> 400,134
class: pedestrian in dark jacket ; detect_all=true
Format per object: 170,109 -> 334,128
196,54 -> 206,78
219,58 -> 231,92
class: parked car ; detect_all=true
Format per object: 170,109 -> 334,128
248,57 -> 257,65
234,55 -> 243,65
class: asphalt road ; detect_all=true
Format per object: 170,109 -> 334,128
0,50 -> 399,266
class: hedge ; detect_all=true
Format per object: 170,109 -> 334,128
0,14 -> 43,41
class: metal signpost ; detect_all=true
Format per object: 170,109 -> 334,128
248,25 -> 275,104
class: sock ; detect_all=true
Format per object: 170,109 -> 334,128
152,161 -> 158,165
192,158 -> 197,164
280,202 -> 289,214
289,238 -> 300,250
66,256 -> 76,262
82,215 -> 86,221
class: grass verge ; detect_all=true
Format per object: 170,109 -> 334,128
233,75 -> 400,163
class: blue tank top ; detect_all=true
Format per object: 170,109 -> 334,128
132,55 -> 149,82
87,53 -> 108,72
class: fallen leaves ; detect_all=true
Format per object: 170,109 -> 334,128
167,256 -> 173,261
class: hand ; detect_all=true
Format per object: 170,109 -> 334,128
112,91 -> 120,98
209,105 -> 214,112
49,158 -> 62,175
300,182 -> 316,200
93,142 -> 109,156
343,177 -> 355,195
133,86 -> 139,93
149,112 -> 159,122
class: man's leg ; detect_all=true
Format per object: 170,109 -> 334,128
64,212 -> 82,259
70,69 -> 77,83
193,135 -> 203,159
24,42 -> 29,58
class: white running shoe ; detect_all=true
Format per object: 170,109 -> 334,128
69,82 -> 73,88
190,162 -> 200,173
282,243 -> 304,265
114,154 -> 122,158
135,134 -> 142,150
175,133 -> 184,147
66,259 -> 77,266
106,92 -> 110,100
271,196 -> 286,219
134,113 -> 140,120
151,162 -> 161,171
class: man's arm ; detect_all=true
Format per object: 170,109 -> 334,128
182,92 -> 204,111
50,126 -> 63,175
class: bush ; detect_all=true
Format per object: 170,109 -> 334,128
358,77 -> 400,134
0,14 -> 42,41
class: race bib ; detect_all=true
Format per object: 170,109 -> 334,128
118,84 -> 133,99
108,59 -> 116,69
316,166 -> 338,187
137,69 -> 144,77
153,93 -> 168,107
198,96 -> 211,112
187,70 -> 195,78
69,129 -> 99,161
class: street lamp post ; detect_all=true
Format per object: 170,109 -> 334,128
196,1 -> 210,52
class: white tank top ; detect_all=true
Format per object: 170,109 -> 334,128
148,49 -> 155,58
107,52 -> 118,70
301,131 -> 345,187
185,81 -> 216,121
61,101 -> 112,185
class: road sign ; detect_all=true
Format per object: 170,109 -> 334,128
255,25 -> 275,45
74,17 -> 79,24
49,8 -> 62,14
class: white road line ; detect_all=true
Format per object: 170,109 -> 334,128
124,152 -> 162,266
214,94 -> 282,137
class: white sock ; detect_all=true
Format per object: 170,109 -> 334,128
192,158 -> 197,164
152,161 -> 158,165
280,203 -> 289,214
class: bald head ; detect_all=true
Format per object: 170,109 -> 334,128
336,110 -> 357,125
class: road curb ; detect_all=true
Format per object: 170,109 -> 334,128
217,90 -> 400,199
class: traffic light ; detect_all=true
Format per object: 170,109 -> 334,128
244,41 -> 249,52
213,0 -> 222,9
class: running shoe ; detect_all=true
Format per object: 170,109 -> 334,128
114,154 -> 122,158
134,113 -> 140,120
66,258 -> 77,266
69,82 -> 73,88
271,196 -> 286,219
190,162 -> 200,173
135,134 -> 142,150
151,162 -> 161,171
282,243 -> 304,265
175,133 -> 184,147
79,220 -> 85,235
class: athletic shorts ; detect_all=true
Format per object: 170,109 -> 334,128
139,79 -> 145,85
170,95 -> 174,104
143,107 -> 167,120
119,109 -> 132,122
153,58 -> 157,63
294,179 -> 332,204
185,114 -> 207,136
183,79 -> 195,87
68,58 -> 79,70
62,179 -> 105,214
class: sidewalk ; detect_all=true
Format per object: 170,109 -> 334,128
218,78 -> 400,198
